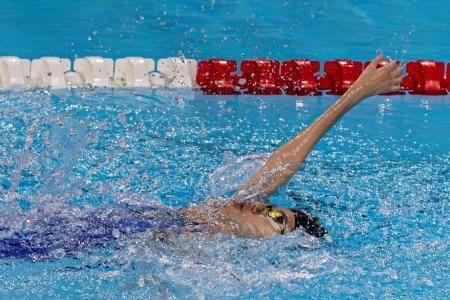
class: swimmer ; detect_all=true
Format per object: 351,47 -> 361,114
183,54 -> 403,238
0,55 -> 402,259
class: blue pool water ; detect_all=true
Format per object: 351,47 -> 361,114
2,0 -> 450,61
1,1 -> 449,299
0,90 -> 448,298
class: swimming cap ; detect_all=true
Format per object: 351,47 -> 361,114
291,209 -> 328,238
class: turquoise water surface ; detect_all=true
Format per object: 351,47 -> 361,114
0,1 -> 449,299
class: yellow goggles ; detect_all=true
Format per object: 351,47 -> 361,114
267,206 -> 286,234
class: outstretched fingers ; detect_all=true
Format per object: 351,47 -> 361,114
382,60 -> 399,73
390,66 -> 402,79
390,65 -> 403,92
393,76 -> 403,85
367,54 -> 383,70
377,61 -> 403,93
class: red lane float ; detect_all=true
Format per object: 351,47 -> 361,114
238,59 -> 281,95
196,59 -> 238,94
447,63 -> 450,90
280,59 -> 321,96
321,59 -> 363,95
196,58 -> 450,96
404,60 -> 447,95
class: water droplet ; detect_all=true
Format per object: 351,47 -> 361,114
52,248 -> 66,259
112,229 -> 120,238
238,78 -> 247,85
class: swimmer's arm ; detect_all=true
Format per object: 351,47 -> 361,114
233,55 -> 402,199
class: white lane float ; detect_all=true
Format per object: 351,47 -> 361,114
64,71 -> 84,87
157,57 -> 198,88
0,56 -> 30,89
149,72 -> 166,87
114,57 -> 154,88
30,57 -> 71,89
0,56 -> 200,90
74,56 -> 114,88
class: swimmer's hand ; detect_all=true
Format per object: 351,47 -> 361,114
351,54 -> 403,98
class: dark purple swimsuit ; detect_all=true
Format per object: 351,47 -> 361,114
0,204 -> 197,259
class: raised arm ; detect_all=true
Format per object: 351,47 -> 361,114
233,55 -> 403,200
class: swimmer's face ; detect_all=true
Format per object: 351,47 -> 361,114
217,201 -> 296,238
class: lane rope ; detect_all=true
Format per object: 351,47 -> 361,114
0,56 -> 448,95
